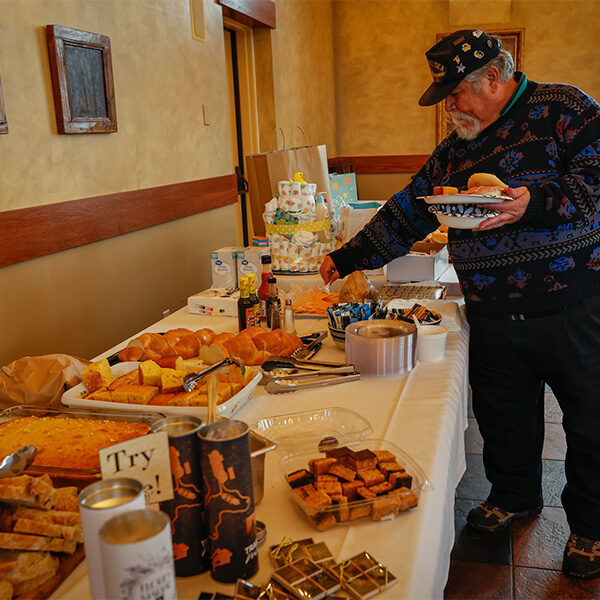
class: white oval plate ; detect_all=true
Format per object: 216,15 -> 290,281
419,193 -> 510,205
434,212 -> 492,229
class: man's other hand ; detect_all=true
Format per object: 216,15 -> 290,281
477,186 -> 531,231
320,255 -> 340,284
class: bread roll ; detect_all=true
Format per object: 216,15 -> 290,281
467,173 -> 507,188
194,328 -> 216,346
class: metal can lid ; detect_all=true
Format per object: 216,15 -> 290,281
256,521 -> 267,548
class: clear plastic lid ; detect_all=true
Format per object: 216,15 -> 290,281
253,407 -> 373,453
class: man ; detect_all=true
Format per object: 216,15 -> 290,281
320,29 -> 600,578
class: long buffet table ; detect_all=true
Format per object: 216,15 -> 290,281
52,303 -> 469,600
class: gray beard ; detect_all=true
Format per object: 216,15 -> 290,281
449,111 -> 483,141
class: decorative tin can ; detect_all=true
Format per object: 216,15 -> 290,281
99,509 -> 177,600
79,478 -> 146,600
198,420 -> 258,582
151,415 -> 209,576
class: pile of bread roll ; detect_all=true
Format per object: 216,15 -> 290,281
117,326 -> 303,366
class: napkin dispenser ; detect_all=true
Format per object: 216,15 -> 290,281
345,319 -> 417,377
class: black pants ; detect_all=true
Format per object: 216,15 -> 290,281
468,296 -> 600,539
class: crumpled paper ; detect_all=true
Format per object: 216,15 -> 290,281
0,354 -> 91,410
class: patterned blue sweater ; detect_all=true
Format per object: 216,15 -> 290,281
330,76 -> 600,317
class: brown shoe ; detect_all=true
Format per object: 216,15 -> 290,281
466,500 -> 542,533
563,533 -> 600,579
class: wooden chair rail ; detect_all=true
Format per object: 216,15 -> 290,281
0,174 -> 237,268
0,154 -> 428,269
328,154 -> 429,174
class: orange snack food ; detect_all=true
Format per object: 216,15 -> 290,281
293,290 -> 339,316
0,417 -> 150,471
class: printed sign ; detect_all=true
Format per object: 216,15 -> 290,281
98,431 -> 174,504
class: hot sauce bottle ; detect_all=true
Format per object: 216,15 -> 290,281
237,277 -> 255,331
257,255 -> 273,322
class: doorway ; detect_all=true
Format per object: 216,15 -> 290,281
223,20 -> 259,246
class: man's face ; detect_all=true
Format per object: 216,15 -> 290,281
444,79 -> 493,140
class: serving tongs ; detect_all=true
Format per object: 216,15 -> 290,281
0,446 -> 37,479
261,365 -> 356,382
182,357 -> 245,392
292,331 -> 327,360
265,372 -> 360,394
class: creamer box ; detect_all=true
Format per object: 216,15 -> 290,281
235,247 -> 269,280
210,246 -> 241,289
187,287 -> 240,317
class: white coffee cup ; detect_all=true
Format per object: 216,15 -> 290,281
417,325 -> 448,362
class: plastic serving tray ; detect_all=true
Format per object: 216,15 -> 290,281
280,438 -> 430,530
61,362 -> 262,419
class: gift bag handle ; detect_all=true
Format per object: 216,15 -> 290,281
290,125 -> 309,148
272,126 -> 287,150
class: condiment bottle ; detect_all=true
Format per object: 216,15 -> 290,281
283,298 -> 297,336
247,273 -> 261,326
315,194 -> 332,243
265,276 -> 281,330
237,277 -> 255,331
257,255 -> 273,322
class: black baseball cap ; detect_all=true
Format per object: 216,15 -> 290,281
419,29 -> 501,106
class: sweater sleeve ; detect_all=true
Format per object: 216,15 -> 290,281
521,89 -> 600,228
329,163 -> 440,278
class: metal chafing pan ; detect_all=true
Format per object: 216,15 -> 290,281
248,428 -> 277,504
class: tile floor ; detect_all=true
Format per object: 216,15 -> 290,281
444,392 -> 600,599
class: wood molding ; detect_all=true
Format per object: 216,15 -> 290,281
218,0 -> 276,28
0,174 -> 237,268
328,154 -> 429,174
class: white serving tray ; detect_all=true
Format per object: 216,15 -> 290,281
61,362 -> 262,419
419,193 -> 509,204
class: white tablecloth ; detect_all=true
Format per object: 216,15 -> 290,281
52,307 -> 469,600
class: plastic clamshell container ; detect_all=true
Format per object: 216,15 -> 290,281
254,407 -> 373,454
0,405 -> 160,488
280,438 -> 431,530
61,361 -> 262,419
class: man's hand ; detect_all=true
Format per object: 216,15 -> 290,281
477,186 -> 530,231
319,255 -> 340,284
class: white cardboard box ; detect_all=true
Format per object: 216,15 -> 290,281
210,246 -> 241,289
187,288 -> 240,317
236,247 -> 269,280
387,242 -> 449,283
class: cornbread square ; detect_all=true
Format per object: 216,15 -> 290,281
373,450 -> 396,463
315,513 -> 336,531
369,482 -> 393,495
371,495 -> 400,521
333,495 -> 350,521
304,490 -> 332,516
343,449 -> 377,470
160,369 -> 185,393
356,469 -> 385,487
327,462 -> 356,482
389,471 -> 413,490
138,360 -> 162,386
296,483 -> 317,499
315,474 -> 338,482
308,458 -> 336,476
81,359 -> 115,393
107,369 -> 139,390
392,488 -> 419,511
110,384 -> 158,405
356,486 -> 377,500
315,480 -> 342,496
324,446 -> 351,460
286,469 -> 313,489
378,461 -> 406,476
87,389 -> 114,402
341,480 -> 363,499
348,505 -> 371,521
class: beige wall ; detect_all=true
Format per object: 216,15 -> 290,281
333,0 -> 600,159
0,0 -> 238,364
268,0 -> 337,154
0,0 -> 338,365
